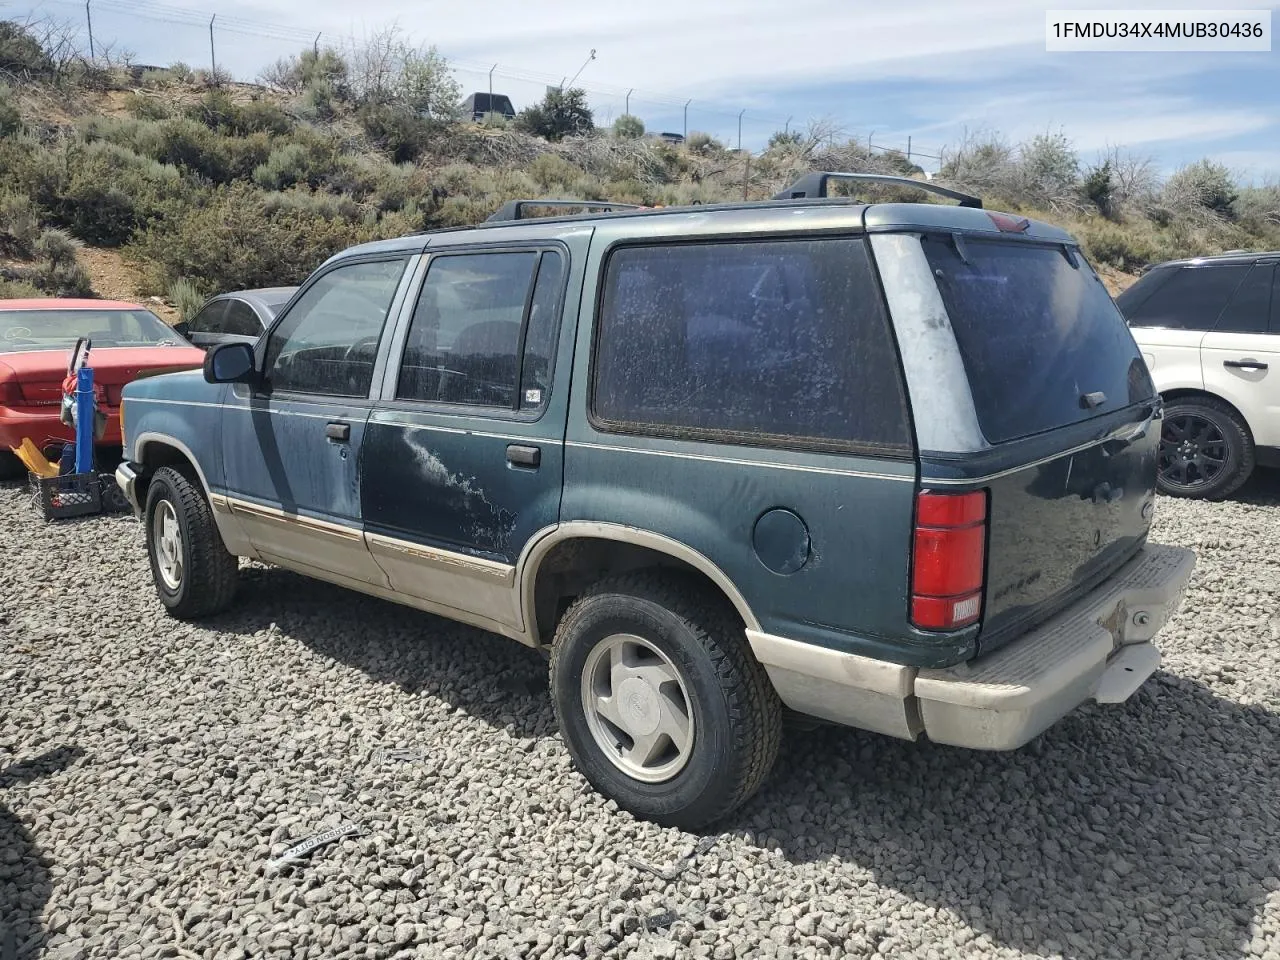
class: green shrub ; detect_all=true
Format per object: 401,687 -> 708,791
612,114 -> 644,140
50,141 -> 192,246
0,84 -> 21,137
358,104 -> 437,163
252,143 -> 313,190
0,191 -> 41,257
37,257 -> 93,297
168,278 -> 207,321
527,153 -> 580,192
0,21 -> 52,79
34,228 -> 80,267
126,93 -> 173,121
0,277 -> 42,298
131,182 -> 381,292
187,90 -> 294,137
685,131 -> 724,156
516,88 -> 594,141
1076,219 -> 1168,272
1164,159 -> 1238,219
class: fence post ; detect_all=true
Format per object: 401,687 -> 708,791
683,100 -> 691,139
313,32 -> 321,55
738,109 -> 744,152
907,136 -> 912,163
85,0 -> 94,60
625,89 -> 633,116
743,152 -> 750,201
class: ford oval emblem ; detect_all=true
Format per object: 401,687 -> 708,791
1141,500 -> 1155,521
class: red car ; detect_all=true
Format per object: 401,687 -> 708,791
0,299 -> 205,479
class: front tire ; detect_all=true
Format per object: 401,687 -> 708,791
1157,397 -> 1254,500
144,466 -> 239,619
549,571 -> 782,830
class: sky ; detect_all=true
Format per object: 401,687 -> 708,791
8,0 -> 1280,179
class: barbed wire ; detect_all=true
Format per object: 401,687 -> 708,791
12,0 -> 943,160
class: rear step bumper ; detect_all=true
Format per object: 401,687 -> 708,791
747,543 -> 1196,750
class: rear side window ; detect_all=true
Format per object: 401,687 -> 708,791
1216,263 -> 1273,334
1125,264 -> 1249,329
188,301 -> 228,334
592,237 -> 911,454
922,236 -> 1154,444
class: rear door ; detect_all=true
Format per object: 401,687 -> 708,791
882,231 -> 1159,655
361,241 -> 583,635
1201,260 -> 1280,448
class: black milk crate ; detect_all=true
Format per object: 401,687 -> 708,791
30,471 -> 102,521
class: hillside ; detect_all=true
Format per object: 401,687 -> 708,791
2,19 -> 1277,316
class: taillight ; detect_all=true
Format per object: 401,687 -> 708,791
911,489 -> 987,631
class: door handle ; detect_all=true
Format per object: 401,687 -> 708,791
506,444 -> 541,468
325,421 -> 351,442
1224,359 -> 1268,371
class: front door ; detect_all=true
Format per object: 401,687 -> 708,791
361,244 -> 579,632
220,255 -> 414,587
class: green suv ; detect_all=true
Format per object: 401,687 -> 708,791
116,174 -> 1196,828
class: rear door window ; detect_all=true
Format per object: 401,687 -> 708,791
1125,264 -> 1249,330
592,237 -> 912,454
223,300 -> 265,337
188,301 -> 229,335
922,236 -> 1154,444
1215,263 -> 1273,334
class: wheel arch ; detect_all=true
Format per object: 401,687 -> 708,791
135,432 -> 213,495
518,523 -> 761,647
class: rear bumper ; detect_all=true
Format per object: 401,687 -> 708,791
748,543 -> 1196,750
0,406 -> 123,448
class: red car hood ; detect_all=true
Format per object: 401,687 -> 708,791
0,345 -> 205,404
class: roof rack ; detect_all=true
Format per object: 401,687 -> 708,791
486,199 -> 648,222
773,172 -> 983,209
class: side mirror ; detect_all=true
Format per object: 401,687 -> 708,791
203,341 -> 256,385
173,321 -> 191,339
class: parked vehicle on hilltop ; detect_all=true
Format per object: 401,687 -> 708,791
0,299 -> 204,479
1119,250 -> 1280,499
176,287 -> 298,351
114,176 -> 1194,829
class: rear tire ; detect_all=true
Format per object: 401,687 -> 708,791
549,571 -> 782,830
144,466 -> 239,619
1157,397 -> 1254,501
0,451 -> 23,481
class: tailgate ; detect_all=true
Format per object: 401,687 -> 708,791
975,408 -> 1158,652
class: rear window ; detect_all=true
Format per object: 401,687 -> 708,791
0,309 -> 182,353
922,236 -> 1154,444
592,237 -> 911,454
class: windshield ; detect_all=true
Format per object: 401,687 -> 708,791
0,309 -> 185,353
922,236 -> 1155,444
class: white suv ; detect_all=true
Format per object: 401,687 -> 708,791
1120,252 -> 1280,499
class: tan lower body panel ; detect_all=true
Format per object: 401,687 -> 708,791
750,543 -> 1196,750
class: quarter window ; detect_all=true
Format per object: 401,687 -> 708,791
592,237 -> 911,452
264,258 -> 407,398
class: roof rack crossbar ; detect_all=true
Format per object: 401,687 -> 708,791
486,199 -> 648,222
773,172 -> 983,209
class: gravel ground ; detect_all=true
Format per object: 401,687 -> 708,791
3,475 -> 1280,960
